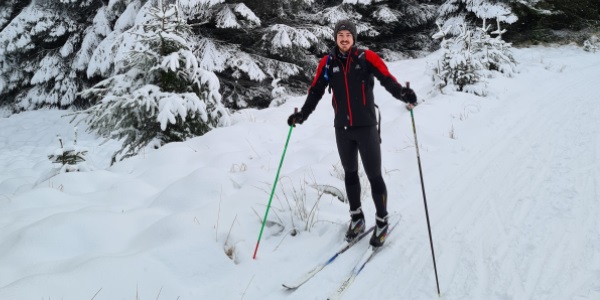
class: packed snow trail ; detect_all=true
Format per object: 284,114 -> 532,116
350,47 -> 600,299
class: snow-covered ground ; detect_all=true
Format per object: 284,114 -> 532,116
1,45 -> 599,300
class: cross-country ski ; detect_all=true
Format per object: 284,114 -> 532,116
282,225 -> 375,290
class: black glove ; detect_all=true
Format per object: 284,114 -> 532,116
287,112 -> 304,127
400,87 -> 417,104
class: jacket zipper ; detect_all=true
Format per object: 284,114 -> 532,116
362,81 -> 366,106
342,55 -> 353,126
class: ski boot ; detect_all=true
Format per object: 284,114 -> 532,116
345,207 -> 365,242
370,214 -> 389,247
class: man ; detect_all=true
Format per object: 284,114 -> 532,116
287,19 -> 417,247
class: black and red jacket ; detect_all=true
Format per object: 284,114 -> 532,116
300,46 -> 406,128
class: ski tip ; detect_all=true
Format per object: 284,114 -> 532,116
282,283 -> 297,290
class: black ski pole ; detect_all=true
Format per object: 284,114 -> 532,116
407,82 -> 441,296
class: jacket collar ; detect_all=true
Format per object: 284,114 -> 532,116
331,46 -> 356,60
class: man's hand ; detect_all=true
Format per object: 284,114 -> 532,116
287,112 -> 304,127
401,86 -> 417,105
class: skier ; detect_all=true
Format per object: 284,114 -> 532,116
287,19 -> 417,247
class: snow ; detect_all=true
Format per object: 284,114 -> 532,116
233,3 -> 261,26
372,6 -> 400,23
264,24 -> 319,50
1,45 -> 600,299
87,0 -> 142,78
215,6 -> 241,29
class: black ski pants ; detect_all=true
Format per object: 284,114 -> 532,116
335,126 -> 388,219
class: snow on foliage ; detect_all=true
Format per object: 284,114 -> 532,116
229,52 -> 268,81
583,35 -> 599,53
404,4 -> 438,28
301,5 -> 378,39
232,3 -> 260,26
0,0 -> 19,29
0,2 -> 87,109
343,0 -> 375,5
186,3 -> 260,29
179,0 -> 224,8
45,128 -> 92,179
80,0 -> 230,164
302,5 -> 361,26
215,5 -> 240,28
438,0 -> 517,36
372,6 -> 402,23
194,39 -> 229,72
194,37 -> 300,81
73,7 -> 112,71
263,24 -> 318,51
87,0 -> 143,78
430,0 -> 518,96
255,56 -> 302,81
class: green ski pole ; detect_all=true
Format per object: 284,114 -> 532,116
253,108 -> 297,259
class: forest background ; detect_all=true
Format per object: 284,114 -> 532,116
0,0 -> 599,160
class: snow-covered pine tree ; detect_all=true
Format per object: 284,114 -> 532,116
506,0 -> 600,44
431,21 -> 487,95
184,0 -> 443,108
473,16 -> 517,77
0,0 -> 24,31
348,0 -> 441,58
431,0 -> 517,95
183,0 -> 316,108
583,35 -> 599,53
0,0 -> 103,110
80,0 -> 230,164
47,128 -> 91,173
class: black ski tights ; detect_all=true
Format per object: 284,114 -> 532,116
335,126 -> 388,219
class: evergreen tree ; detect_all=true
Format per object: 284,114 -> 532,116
431,0 -> 518,95
0,0 -> 103,110
346,0 -> 442,58
183,0 -> 317,109
506,0 -> 600,44
583,35 -> 599,52
80,0 -> 230,164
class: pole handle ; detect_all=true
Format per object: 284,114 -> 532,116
293,107 -> 298,125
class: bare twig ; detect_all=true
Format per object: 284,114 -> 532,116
240,275 -> 255,300
225,215 -> 238,245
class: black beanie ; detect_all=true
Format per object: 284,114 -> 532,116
334,19 -> 357,45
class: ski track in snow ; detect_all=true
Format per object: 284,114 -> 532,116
393,49 -> 600,300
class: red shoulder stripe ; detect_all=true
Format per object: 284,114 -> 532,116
311,55 -> 329,87
364,49 -> 397,81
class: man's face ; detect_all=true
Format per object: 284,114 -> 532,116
336,30 -> 353,53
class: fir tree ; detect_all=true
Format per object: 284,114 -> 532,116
0,0 -> 103,110
583,35 -> 599,52
506,0 -> 600,44
80,0 -> 230,164
47,128 -> 90,173
184,0 -> 312,109
431,0 -> 517,95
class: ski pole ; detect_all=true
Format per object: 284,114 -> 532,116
407,82 -> 441,296
253,108 -> 297,259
